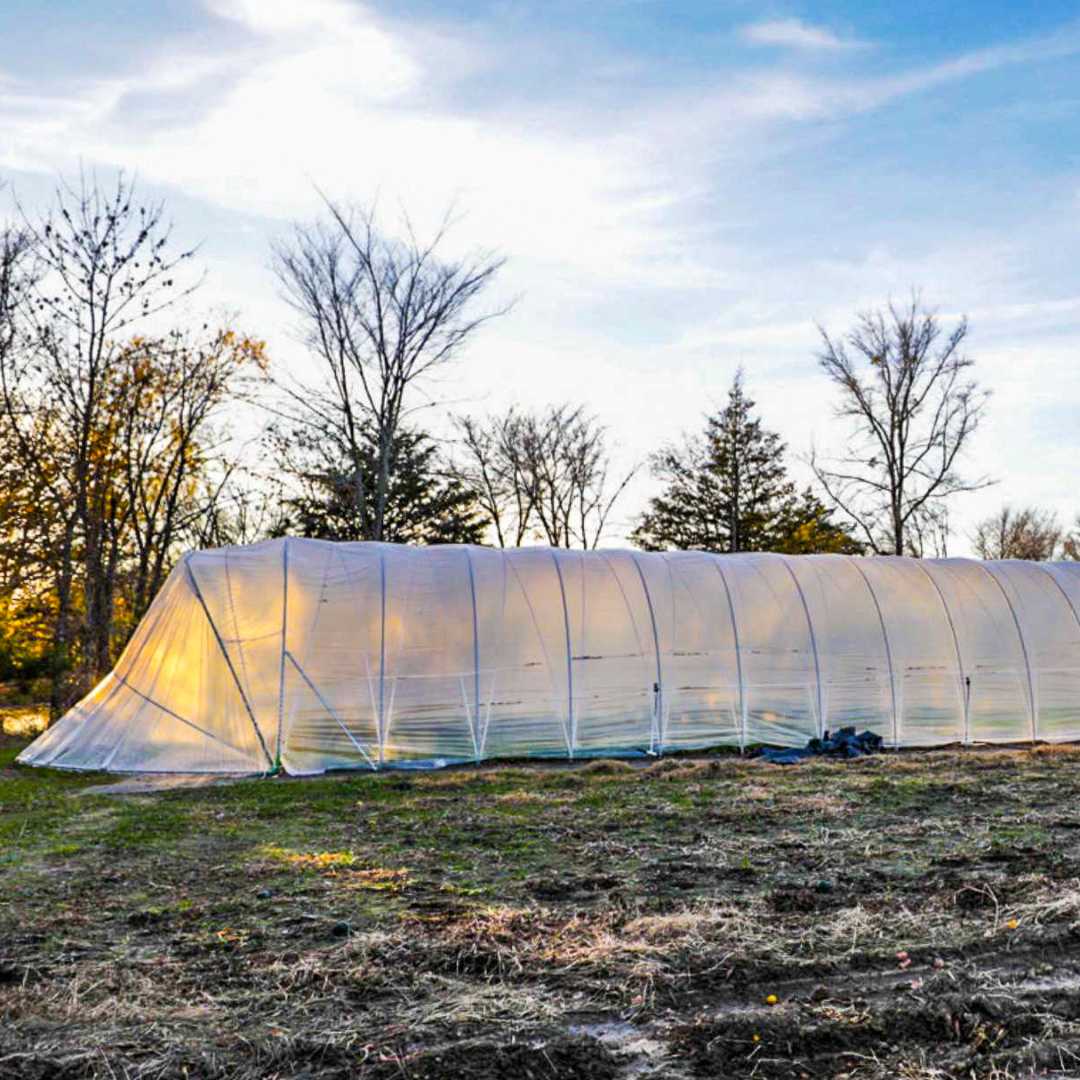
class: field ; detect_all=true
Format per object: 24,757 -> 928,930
5,731 -> 1080,1079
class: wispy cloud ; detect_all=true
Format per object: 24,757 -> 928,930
739,18 -> 864,52
2,2 -> 1080,546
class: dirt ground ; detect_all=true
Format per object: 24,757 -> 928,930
5,735 -> 1080,1078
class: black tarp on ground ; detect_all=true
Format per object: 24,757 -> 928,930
758,727 -> 884,765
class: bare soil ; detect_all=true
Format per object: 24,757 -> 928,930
5,736 -> 1080,1077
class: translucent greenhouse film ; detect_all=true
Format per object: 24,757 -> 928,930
19,539 -> 1080,775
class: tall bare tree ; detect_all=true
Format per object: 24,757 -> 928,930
272,202 -> 506,542
811,297 -> 991,556
973,505 -> 1062,561
452,404 -> 635,549
117,329 -> 268,622
451,410 -> 538,548
0,176 -> 196,705
0,219 -> 33,367
0,223 -> 53,680
0,174 -> 269,715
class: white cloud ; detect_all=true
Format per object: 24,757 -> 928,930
3,3 -> 1080,548
0,0 -> 715,302
740,18 -> 864,52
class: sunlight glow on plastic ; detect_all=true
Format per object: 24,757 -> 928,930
19,539 -> 1080,774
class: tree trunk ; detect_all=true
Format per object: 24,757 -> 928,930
48,523 -> 75,723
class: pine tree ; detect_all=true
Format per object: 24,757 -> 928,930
632,371 -> 861,554
277,425 -> 487,545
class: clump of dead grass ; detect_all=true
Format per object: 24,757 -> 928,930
494,789 -> 574,806
1028,742 -> 1080,759
642,758 -> 729,781
579,759 -> 637,776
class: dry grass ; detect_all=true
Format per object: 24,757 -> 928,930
6,739 -> 1080,1077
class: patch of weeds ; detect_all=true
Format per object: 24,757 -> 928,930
46,842 -> 82,857
265,847 -> 361,870
537,771 -> 585,791
10,744 -> 1080,1080
95,798 -> 193,850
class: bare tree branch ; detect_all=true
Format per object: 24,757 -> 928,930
271,199 -> 507,541
450,404 -> 636,549
973,505 -> 1062,561
811,294 -> 992,555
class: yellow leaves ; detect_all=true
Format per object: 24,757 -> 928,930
229,333 -> 269,372
262,846 -> 411,891
214,926 -> 251,947
271,848 -> 358,869
344,867 -> 411,893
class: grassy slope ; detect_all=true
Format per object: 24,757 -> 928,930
4,735 -> 1080,1078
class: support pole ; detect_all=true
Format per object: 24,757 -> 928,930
378,549 -> 387,766
479,552 -> 511,757
630,553 -> 664,753
915,561 -> 969,744
549,550 -> 575,759
778,556 -> 824,738
712,557 -> 746,751
465,547 -> 482,762
979,562 -> 1038,743
276,538 -> 290,769
185,556 -> 274,769
849,557 -> 899,748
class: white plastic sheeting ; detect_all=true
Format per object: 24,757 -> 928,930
19,538 -> 1080,774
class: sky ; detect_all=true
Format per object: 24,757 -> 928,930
2,0 -> 1079,551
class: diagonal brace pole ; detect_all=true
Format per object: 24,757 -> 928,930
286,651 -> 377,770
185,557 -> 274,769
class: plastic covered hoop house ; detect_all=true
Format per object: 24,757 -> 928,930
19,538 -> 1080,775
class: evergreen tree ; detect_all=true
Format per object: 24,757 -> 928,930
772,488 -> 864,555
276,425 -> 486,545
633,371 -> 861,554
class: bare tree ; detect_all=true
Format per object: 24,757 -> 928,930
1063,519 -> 1080,561
451,410 -> 536,547
117,329 -> 268,621
0,223 -> 49,628
0,221 -> 33,366
272,202 -> 506,542
973,505 -> 1062,561
811,296 -> 991,556
0,173 -> 199,710
904,503 -> 952,559
452,404 -> 635,549
189,470 -> 289,551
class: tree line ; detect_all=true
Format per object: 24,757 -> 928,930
0,174 -> 1066,714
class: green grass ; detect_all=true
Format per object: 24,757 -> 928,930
7,736 -> 1080,1078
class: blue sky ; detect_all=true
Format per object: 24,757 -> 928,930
2,1 -> 1080,549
